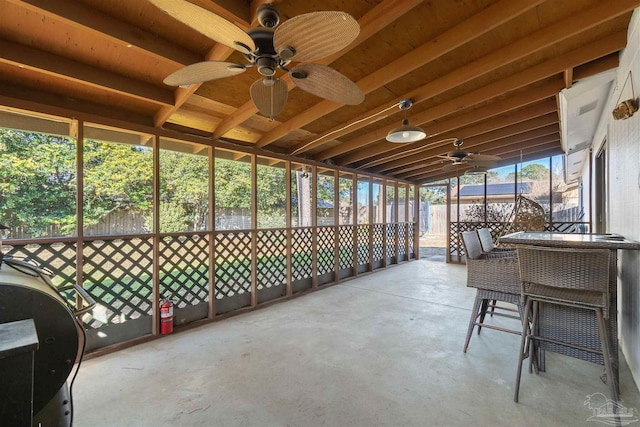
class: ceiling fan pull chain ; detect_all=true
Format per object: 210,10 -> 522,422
270,83 -> 275,122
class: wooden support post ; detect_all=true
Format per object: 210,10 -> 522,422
208,146 -> 216,318
152,134 -> 160,335
393,182 -> 399,264
413,184 -> 420,260
75,120 -> 84,311
404,183 -> 410,262
382,179 -> 388,268
352,174 -> 358,277
311,165 -> 318,290
446,182 -> 452,263
250,154 -> 257,307
368,177 -> 374,271
286,160 -> 292,296
333,169 -> 340,283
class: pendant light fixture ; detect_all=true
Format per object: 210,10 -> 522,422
386,98 -> 426,143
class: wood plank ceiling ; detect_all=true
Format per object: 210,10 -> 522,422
0,0 -> 637,183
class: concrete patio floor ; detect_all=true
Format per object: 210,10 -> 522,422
73,258 -> 640,426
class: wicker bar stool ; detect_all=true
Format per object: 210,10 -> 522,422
461,231 -> 522,353
513,246 -> 617,410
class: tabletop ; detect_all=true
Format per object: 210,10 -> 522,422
498,231 -> 640,250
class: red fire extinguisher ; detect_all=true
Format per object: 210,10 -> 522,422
160,297 -> 174,335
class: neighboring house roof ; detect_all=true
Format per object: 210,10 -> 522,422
453,182 -> 533,198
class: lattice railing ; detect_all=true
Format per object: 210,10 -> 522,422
159,234 -> 209,308
356,225 -> 370,266
4,241 -> 77,288
398,223 -> 407,260
214,231 -> 252,298
386,224 -> 397,259
338,226 -> 354,270
82,237 -> 154,328
316,226 -> 335,275
291,227 -> 313,280
372,224 -> 384,262
3,220 -> 421,341
256,229 -> 287,289
549,222 -> 590,233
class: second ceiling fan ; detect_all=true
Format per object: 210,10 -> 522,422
438,139 -> 501,172
150,0 -> 365,120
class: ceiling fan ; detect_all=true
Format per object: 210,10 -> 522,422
149,0 -> 365,120
438,139 -> 501,171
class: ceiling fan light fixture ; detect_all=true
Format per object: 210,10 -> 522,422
386,98 -> 426,143
465,165 -> 489,175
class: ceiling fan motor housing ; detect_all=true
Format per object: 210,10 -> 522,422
257,3 -> 280,28
248,28 -> 278,76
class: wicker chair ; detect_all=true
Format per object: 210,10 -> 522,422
478,228 -> 516,256
461,231 -> 522,353
513,246 -> 617,410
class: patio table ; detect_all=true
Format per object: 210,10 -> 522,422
498,231 -> 640,390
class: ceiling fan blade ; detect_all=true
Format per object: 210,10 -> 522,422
442,163 -> 461,171
465,153 -> 501,162
290,64 -> 364,105
149,0 -> 255,54
250,78 -> 288,120
465,160 -> 498,168
163,61 -> 246,86
274,11 -> 359,62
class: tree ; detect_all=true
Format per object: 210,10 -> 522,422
159,150 -> 209,231
506,163 -> 550,181
83,140 -> 153,229
420,186 -> 446,204
0,129 -> 77,236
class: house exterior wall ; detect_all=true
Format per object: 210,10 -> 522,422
592,7 -> 640,388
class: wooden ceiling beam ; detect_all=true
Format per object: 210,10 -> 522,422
0,82 -> 153,127
189,0 -> 252,28
268,0 -> 547,152
0,39 -> 174,106
333,29 -> 627,166
5,0 -> 201,66
337,79 -> 564,166
406,139 -> 561,181
355,98 -> 558,170
573,53 -> 620,81
323,86 -> 558,164
283,0 -> 635,154
5,0 -> 246,128
212,0 -> 423,140
376,118 -> 560,174
564,68 -> 574,89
